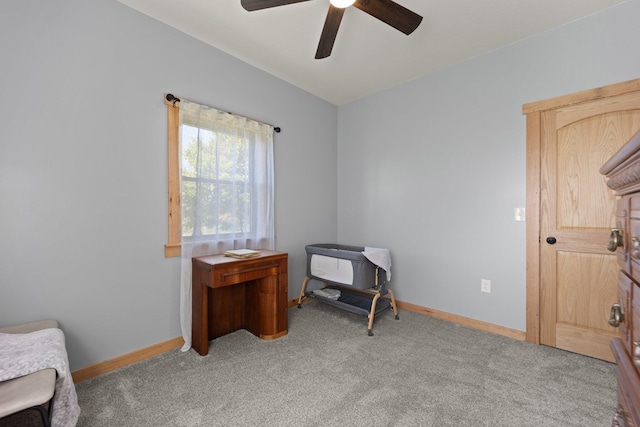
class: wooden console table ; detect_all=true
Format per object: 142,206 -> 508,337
191,250 -> 288,356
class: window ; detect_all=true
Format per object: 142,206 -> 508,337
180,122 -> 253,239
164,95 -> 275,257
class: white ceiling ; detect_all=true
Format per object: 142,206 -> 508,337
118,0 -> 626,105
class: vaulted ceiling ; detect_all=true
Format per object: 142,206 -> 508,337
118,0 -> 626,105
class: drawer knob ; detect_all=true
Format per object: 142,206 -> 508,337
608,228 -> 623,252
609,302 -> 624,327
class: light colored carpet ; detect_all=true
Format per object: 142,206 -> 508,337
1,301 -> 617,426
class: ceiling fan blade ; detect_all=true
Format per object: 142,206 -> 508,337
353,0 -> 422,35
315,5 -> 345,59
241,0 -> 312,12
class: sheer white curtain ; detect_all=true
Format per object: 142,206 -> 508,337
178,100 -> 275,351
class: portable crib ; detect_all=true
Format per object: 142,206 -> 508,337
297,243 -> 399,336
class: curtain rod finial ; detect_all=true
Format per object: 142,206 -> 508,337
166,93 -> 180,105
274,127 -> 281,133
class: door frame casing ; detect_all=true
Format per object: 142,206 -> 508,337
523,78 -> 640,344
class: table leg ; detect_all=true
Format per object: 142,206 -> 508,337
192,268 -> 209,356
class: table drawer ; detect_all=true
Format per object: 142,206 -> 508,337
213,263 -> 282,287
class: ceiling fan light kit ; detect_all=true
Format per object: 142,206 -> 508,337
240,0 -> 423,59
329,0 -> 355,8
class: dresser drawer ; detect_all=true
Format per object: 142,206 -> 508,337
612,339 -> 640,427
617,197 -> 630,271
634,283 -> 640,374
618,271 -> 633,354
630,194 -> 640,220
630,218 -> 640,282
630,196 -> 640,276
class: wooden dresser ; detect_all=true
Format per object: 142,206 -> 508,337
601,130 -> 640,426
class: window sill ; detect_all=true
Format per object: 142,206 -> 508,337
165,243 -> 181,258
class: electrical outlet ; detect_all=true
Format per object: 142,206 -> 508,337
481,279 -> 491,293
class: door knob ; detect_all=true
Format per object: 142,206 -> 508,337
608,228 -> 623,252
546,237 -> 557,244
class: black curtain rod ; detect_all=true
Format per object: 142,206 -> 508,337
165,94 -> 281,133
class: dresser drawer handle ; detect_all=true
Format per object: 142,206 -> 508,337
633,342 -> 640,370
609,302 -> 624,327
631,237 -> 640,260
612,407 -> 628,427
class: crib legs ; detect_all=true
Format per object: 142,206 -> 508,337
388,289 -> 400,319
367,288 -> 399,336
367,293 -> 381,336
297,276 -> 311,308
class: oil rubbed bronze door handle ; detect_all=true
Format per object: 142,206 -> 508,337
608,228 -> 623,252
546,237 -> 556,244
609,302 -> 624,327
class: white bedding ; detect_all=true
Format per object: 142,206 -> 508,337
362,247 -> 392,281
0,328 -> 80,427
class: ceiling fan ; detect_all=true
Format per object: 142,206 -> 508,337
241,0 -> 423,59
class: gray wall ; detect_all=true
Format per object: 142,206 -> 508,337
2,0 -> 640,372
337,0 -> 640,331
0,0 -> 337,371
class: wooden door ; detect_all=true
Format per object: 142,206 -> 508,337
539,91 -> 640,362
